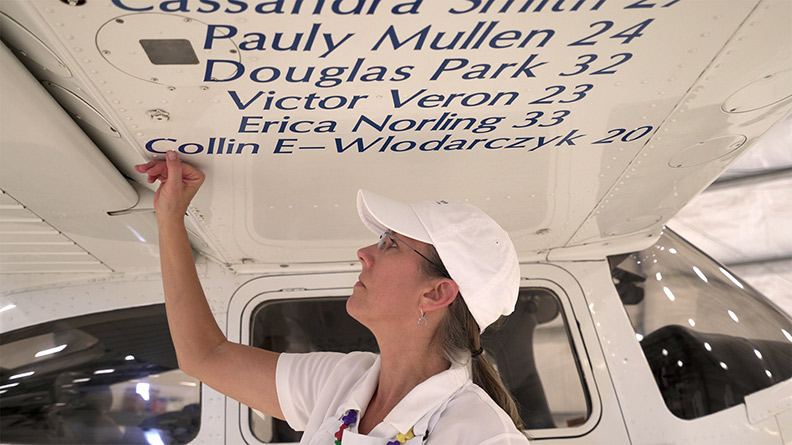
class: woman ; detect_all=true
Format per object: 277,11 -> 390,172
136,151 -> 530,444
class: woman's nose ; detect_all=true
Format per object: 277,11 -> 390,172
357,243 -> 377,269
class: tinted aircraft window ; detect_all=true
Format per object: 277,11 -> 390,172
249,289 -> 590,442
610,229 -> 792,420
0,304 -> 200,444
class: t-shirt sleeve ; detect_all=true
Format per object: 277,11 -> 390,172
275,351 -> 348,431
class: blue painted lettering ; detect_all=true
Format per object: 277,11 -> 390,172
196,0 -> 221,13
113,0 -> 422,15
429,55 -> 547,80
274,138 -> 296,153
160,0 -> 190,12
229,91 -> 367,111
334,136 -> 497,153
390,88 -> 518,108
111,0 -> 154,12
555,129 -> 586,146
204,23 -> 352,57
145,138 -> 175,153
145,137 -> 261,154
449,0 -> 607,14
204,24 -> 237,50
372,22 -> 552,51
208,60 -> 410,87
484,138 -> 509,149
353,113 -> 504,133
238,115 -> 337,133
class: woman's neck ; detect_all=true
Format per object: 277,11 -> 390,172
358,332 -> 449,434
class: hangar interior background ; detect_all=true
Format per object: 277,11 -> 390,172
668,116 -> 791,315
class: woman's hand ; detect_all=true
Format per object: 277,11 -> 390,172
134,151 -> 205,221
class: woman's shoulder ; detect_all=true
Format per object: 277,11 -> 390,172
277,351 -> 378,382
280,350 -> 377,371
445,384 -> 517,424
275,351 -> 380,429
428,384 -> 530,444
331,350 -> 379,373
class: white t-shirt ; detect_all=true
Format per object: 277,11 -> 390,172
276,351 -> 530,445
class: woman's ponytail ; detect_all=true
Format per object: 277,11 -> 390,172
422,247 -> 525,432
443,297 -> 525,431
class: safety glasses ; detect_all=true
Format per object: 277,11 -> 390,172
378,230 -> 451,279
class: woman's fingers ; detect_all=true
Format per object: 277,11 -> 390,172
136,151 -> 205,216
134,161 -> 159,173
180,160 -> 206,187
136,161 -> 168,184
138,153 -> 197,186
165,151 -> 183,186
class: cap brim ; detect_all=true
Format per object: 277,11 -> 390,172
357,190 -> 431,243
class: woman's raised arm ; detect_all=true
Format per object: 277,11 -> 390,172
135,151 -> 284,420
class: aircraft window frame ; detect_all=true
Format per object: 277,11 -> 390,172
517,278 -> 602,439
230,277 -> 601,444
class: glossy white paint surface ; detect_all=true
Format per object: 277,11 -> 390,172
745,378 -> 792,424
2,0 -> 789,269
0,43 -> 160,273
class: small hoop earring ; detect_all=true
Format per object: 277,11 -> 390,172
417,309 -> 428,327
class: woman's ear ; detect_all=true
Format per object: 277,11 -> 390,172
421,279 -> 459,312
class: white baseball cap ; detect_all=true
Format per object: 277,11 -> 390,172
357,189 -> 520,332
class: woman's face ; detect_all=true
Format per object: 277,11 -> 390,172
347,232 -> 435,331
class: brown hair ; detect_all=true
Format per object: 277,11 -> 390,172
422,246 -> 525,431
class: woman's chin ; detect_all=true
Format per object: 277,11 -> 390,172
346,294 -> 362,321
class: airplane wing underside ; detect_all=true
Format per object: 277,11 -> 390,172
1,0 -> 790,274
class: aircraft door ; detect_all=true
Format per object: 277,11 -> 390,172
223,266 -> 628,444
